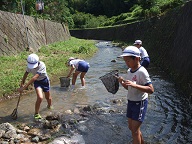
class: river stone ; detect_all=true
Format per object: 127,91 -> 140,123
74,107 -> 80,114
0,129 -> 5,138
49,134 -> 85,144
27,128 -> 42,136
65,109 -> 73,114
31,136 -> 39,143
0,123 -> 17,139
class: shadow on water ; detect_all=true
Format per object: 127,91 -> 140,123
0,41 -> 192,143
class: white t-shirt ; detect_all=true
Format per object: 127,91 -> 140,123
126,66 -> 152,101
139,46 -> 149,59
26,61 -> 48,81
69,59 -> 84,69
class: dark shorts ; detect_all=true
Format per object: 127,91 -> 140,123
77,61 -> 90,72
141,57 -> 150,68
34,77 -> 50,92
126,99 -> 148,122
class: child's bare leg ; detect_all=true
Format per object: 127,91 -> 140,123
140,131 -> 144,144
35,88 -> 43,114
72,71 -> 80,85
44,91 -> 52,107
128,118 -> 143,144
80,72 -> 86,86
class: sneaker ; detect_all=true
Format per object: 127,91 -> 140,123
47,105 -> 53,109
34,113 -> 42,120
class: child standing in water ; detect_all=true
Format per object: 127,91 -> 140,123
133,40 -> 150,68
67,57 -> 90,89
118,46 -> 154,144
18,53 -> 52,120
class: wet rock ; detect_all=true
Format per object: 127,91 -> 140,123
0,129 -> 5,138
27,128 -> 42,136
23,126 -> 30,132
44,120 -> 60,129
16,129 -> 27,134
65,109 -> 73,114
31,136 -> 39,143
111,59 -> 117,62
83,105 -> 92,111
0,141 -> 9,144
62,123 -> 70,129
39,134 -> 51,141
0,123 -> 17,139
49,134 -> 85,144
74,108 -> 80,114
46,115 -> 59,121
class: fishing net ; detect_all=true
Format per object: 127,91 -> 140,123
99,70 -> 119,94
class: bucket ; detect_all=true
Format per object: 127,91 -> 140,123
59,77 -> 70,87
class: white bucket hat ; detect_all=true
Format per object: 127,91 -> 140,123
133,40 -> 142,45
27,53 -> 39,69
68,57 -> 75,61
119,46 -> 141,57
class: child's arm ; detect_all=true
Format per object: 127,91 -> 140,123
67,65 -> 75,78
127,81 -> 154,94
18,73 -> 39,92
20,71 -> 29,87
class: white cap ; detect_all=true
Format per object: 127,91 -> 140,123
27,53 -> 39,69
68,57 -> 75,61
119,46 -> 141,57
133,40 -> 142,45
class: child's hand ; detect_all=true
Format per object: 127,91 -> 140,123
18,87 -> 24,93
118,76 -> 124,83
124,80 -> 137,88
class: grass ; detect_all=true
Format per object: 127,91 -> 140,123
0,37 -> 98,98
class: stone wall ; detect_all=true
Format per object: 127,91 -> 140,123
0,10 -> 70,56
70,1 -> 192,96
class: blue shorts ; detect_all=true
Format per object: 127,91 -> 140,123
34,77 -> 50,92
141,57 -> 150,68
77,61 -> 90,72
126,99 -> 148,122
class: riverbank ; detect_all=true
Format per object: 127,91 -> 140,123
0,37 -> 98,102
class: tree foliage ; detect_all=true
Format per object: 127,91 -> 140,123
0,0 -> 184,28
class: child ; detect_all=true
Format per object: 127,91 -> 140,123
118,46 -> 154,144
18,53 -> 52,120
67,57 -> 90,89
133,40 -> 150,68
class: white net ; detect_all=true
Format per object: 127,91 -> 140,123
99,70 -> 119,94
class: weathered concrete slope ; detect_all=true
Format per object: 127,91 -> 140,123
0,10 -> 70,56
70,2 -> 192,96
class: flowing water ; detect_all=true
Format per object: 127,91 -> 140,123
0,41 -> 192,143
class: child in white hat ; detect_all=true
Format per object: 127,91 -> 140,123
134,40 -> 150,68
18,53 -> 53,120
118,46 -> 154,143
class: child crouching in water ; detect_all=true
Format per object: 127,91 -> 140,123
67,57 -> 90,89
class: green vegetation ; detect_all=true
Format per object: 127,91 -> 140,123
0,37 -> 97,97
0,0 -> 184,29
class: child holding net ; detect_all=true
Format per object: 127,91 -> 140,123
118,46 -> 154,144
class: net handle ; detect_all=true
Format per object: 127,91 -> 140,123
112,74 -> 126,82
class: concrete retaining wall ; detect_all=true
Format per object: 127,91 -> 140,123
0,10 -> 70,55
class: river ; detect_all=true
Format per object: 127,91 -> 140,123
0,41 -> 191,143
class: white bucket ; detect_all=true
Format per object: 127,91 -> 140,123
59,77 -> 70,87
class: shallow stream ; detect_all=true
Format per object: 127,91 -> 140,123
0,41 -> 191,143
